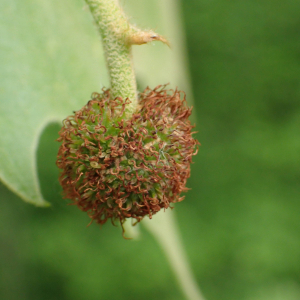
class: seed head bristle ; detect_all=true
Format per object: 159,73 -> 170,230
56,85 -> 198,226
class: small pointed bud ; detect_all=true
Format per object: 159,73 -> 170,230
127,29 -> 170,47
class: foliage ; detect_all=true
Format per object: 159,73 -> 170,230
1,0 -> 300,299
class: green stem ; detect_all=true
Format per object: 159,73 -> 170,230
85,0 -> 168,114
143,210 -> 206,300
85,0 -> 137,113
84,2 -> 201,298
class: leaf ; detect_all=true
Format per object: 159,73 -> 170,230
0,0 -> 192,205
0,0 -> 108,205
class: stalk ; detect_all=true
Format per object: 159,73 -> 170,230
85,0 -> 167,114
143,210 -> 206,300
83,1 -> 205,299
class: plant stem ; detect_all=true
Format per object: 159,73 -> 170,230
85,0 -> 168,114
85,0 -> 137,113
84,2 -> 203,299
143,210 -> 206,300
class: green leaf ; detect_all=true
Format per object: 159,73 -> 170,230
0,0 -> 108,205
0,0 -> 191,205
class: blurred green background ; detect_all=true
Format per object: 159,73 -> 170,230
1,0 -> 300,299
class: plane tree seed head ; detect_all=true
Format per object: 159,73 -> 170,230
56,85 -> 198,226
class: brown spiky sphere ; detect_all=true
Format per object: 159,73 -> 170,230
56,85 -> 198,226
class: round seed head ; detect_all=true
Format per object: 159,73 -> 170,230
56,85 -> 198,226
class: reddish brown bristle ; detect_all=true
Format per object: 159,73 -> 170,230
56,85 -> 199,227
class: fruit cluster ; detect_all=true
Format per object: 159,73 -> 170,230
57,85 -> 198,225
